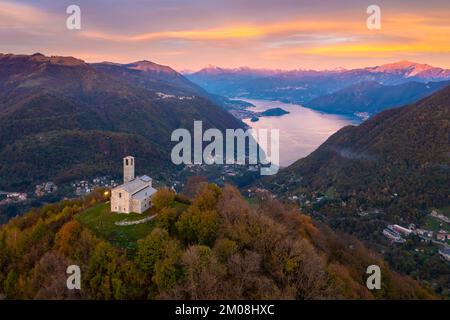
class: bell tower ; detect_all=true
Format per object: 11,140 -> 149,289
123,156 -> 135,183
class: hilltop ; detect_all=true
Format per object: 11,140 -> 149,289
0,184 -> 435,299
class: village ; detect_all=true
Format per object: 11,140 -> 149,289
0,191 -> 27,206
71,176 -> 119,196
0,176 -> 120,210
272,188 -> 450,263
377,206 -> 450,260
382,223 -> 450,245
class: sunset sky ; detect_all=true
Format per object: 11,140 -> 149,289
1,0 -> 449,70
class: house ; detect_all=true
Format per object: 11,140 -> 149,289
110,156 -> 157,214
436,230 -> 448,242
430,210 -> 450,223
390,224 -> 412,236
382,228 -> 406,243
35,181 -> 57,197
438,247 -> 450,262
415,228 -> 433,238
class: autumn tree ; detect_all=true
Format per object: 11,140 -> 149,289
177,245 -> 226,299
30,251 -> 81,299
155,207 -> 180,235
213,238 -> 238,263
135,228 -> 170,274
282,239 -> 330,299
55,220 -> 99,264
226,250 -> 281,299
182,176 -> 208,198
85,242 -> 145,299
175,184 -> 221,245
176,208 -> 219,246
152,238 -> 183,294
151,188 -> 176,211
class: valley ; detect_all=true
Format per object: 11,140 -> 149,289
0,52 -> 449,299
1,0 -> 450,304
262,86 -> 450,297
241,99 -> 359,166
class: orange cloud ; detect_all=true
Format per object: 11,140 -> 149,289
264,12 -> 450,59
303,43 -> 450,58
82,26 -> 264,42
80,19 -> 364,43
1,0 -> 448,69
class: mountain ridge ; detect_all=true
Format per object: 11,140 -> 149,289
0,53 -> 244,190
192,60 -> 450,77
264,85 -> 450,298
187,61 -> 450,105
304,80 -> 450,116
268,84 -> 450,218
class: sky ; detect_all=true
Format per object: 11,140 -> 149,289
0,0 -> 449,71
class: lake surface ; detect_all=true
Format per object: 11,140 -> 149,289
241,99 -> 359,167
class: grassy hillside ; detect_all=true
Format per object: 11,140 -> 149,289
76,203 -> 157,250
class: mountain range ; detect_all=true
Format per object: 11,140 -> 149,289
186,61 -> 450,114
2,54 -> 449,191
304,80 -> 450,116
0,53 -> 244,190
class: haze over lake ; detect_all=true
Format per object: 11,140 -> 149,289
242,99 -> 359,167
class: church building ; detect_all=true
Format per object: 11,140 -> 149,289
110,156 -> 157,214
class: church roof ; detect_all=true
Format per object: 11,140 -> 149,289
113,176 -> 152,194
140,175 -> 152,182
132,186 -> 157,201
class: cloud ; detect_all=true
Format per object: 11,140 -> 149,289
0,0 -> 68,50
81,26 -> 264,42
1,1 -> 449,69
79,18 -> 369,44
0,1 -> 62,31
264,13 -> 450,59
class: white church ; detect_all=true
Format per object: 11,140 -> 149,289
110,156 -> 157,214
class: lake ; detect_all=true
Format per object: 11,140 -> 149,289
241,99 -> 359,167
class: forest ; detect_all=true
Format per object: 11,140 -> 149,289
0,180 -> 436,299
